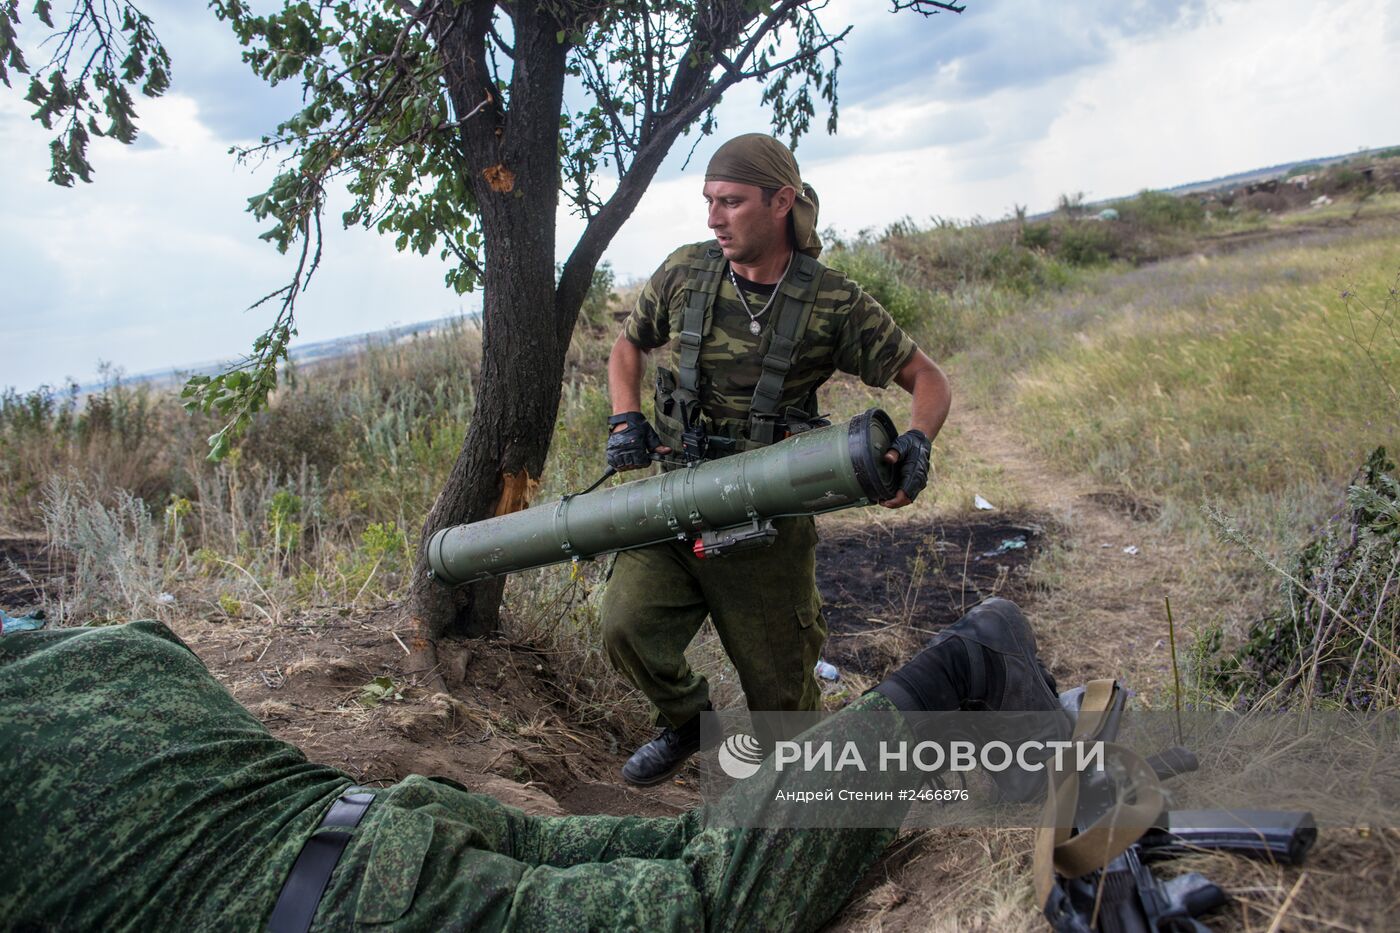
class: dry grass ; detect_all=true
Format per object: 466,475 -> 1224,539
944,218 -> 1400,704
837,828 -> 1042,932
1009,234 -> 1400,509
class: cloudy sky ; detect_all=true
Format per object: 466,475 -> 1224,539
3,0 -> 1396,392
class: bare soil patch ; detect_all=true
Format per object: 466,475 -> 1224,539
182,608 -> 698,818
174,503 -> 1054,820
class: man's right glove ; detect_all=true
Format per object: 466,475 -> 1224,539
607,411 -> 664,470
888,429 -> 931,502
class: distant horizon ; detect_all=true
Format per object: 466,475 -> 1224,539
49,312 -> 482,397
19,141 -> 1386,399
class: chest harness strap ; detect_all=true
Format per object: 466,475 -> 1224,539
673,243 -> 823,458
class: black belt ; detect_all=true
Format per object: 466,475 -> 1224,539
266,788 -> 375,933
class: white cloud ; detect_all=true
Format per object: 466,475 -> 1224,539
2,0 -> 1397,389
132,94 -> 220,152
1022,0 -> 1395,200
2,90 -> 467,390
601,0 -> 1398,267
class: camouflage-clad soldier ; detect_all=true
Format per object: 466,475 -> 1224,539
604,133 -> 953,784
0,598 -> 1064,931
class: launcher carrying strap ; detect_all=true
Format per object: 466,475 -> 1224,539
1032,680 -> 1168,912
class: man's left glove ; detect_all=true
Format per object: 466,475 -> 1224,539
888,429 -> 931,502
607,411 -> 664,470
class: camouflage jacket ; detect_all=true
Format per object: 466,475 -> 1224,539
0,621 -> 348,931
623,241 -> 916,443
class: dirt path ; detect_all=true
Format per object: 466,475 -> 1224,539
949,403 -> 1193,698
827,393 -> 1214,932
828,367 -> 1299,931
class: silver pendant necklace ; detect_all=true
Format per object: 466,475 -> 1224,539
727,253 -> 794,336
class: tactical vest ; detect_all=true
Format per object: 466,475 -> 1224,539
653,242 -> 828,460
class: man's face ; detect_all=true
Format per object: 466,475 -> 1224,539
703,180 -> 792,266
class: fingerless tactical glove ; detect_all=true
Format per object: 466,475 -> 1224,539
607,411 -> 664,470
889,429 -> 931,502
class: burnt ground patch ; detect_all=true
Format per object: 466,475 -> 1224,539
815,514 -> 1048,678
0,536 -> 51,613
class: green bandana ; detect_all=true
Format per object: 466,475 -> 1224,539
705,134 -> 822,258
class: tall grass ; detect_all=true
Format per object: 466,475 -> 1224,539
0,308 -> 643,636
1199,447 -> 1400,710
1008,232 -> 1399,512
4,320 -> 466,615
40,475 -> 169,622
0,372 -> 190,528
947,220 -> 1400,709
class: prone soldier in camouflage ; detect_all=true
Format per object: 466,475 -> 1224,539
1,597 -> 1063,931
603,133 -> 953,785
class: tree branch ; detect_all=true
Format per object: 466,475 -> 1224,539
890,1 -> 966,15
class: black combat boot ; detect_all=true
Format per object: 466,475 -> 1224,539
874,598 -> 1068,801
622,706 -> 713,786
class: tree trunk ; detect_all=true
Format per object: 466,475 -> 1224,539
406,1 -> 575,654
402,0 -> 719,667
406,265 -> 566,639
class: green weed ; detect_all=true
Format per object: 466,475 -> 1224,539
358,675 -> 404,708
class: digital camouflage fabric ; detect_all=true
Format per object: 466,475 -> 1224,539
623,240 -> 916,441
0,621 -> 348,930
0,622 -> 906,932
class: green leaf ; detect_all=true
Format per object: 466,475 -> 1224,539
358,675 -> 402,708
207,431 -> 231,462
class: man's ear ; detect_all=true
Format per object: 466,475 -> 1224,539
773,185 -> 798,218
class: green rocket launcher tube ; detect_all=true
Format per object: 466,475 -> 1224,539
426,408 -> 900,586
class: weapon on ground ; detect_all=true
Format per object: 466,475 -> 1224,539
426,408 -> 900,586
1051,843 -> 1227,933
1043,683 -> 1317,932
1047,802 -> 1314,931
1139,809 -> 1317,866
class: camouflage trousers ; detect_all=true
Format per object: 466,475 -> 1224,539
1,622 -> 902,933
601,515 -> 828,728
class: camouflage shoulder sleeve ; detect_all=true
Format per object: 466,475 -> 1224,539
827,269 -> 918,388
622,243 -> 707,350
